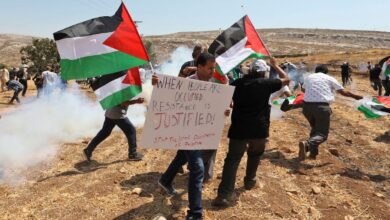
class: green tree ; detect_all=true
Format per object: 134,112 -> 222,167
20,38 -> 60,73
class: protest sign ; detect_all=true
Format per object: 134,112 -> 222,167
141,74 -> 234,150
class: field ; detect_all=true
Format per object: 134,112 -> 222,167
0,48 -> 389,219
1,29 -> 390,220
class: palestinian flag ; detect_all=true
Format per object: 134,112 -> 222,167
280,93 -> 304,112
212,66 -> 228,84
357,96 -> 390,119
91,67 -> 142,110
208,15 -> 270,81
54,3 -> 149,80
272,98 -> 286,106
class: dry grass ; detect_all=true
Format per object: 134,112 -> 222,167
0,48 -> 389,220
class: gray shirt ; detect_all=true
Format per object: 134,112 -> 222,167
105,105 -> 128,119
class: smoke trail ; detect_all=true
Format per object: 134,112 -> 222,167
270,105 -> 284,120
139,46 -> 193,104
158,46 -> 192,76
0,46 -> 194,185
0,83 -> 146,185
0,84 -> 101,184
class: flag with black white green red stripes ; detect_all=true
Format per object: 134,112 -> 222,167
54,3 -> 149,80
280,93 -> 304,112
91,67 -> 142,110
208,15 -> 270,83
357,96 -> 390,119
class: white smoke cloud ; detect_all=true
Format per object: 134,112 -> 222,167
0,46 -> 193,185
138,46 -> 192,104
270,105 -> 284,120
0,83 -> 147,185
158,46 -> 192,76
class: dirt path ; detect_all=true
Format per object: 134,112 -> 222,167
0,74 -> 389,220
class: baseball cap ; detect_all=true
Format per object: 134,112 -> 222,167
250,59 -> 270,73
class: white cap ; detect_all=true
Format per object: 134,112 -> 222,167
250,59 -> 270,73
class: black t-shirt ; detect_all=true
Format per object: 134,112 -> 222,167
228,76 -> 282,139
370,66 -> 382,80
179,60 -> 196,77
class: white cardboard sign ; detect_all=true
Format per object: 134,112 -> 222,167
141,74 -> 234,150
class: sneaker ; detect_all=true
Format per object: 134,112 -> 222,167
299,141 -> 309,161
157,178 -> 177,196
83,148 -> 92,161
211,196 -> 229,207
244,178 -> 257,190
128,152 -> 144,161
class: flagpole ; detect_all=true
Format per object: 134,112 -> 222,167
149,62 -> 155,74
258,31 -> 272,58
241,2 -> 272,58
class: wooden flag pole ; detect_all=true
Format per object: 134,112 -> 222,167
149,62 -> 155,74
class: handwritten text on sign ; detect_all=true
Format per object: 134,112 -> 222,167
141,74 -> 234,150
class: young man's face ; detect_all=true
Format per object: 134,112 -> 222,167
197,60 -> 216,78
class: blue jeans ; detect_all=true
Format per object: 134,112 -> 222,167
160,150 -> 204,219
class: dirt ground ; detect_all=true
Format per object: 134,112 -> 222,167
0,54 -> 389,220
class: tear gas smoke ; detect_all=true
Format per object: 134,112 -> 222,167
158,46 -> 192,76
0,46 -> 193,185
139,46 -> 193,103
0,83 -> 146,185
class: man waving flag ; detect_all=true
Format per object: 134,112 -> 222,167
208,15 -> 270,83
54,3 -> 149,80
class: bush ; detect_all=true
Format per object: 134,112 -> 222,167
20,38 -> 60,73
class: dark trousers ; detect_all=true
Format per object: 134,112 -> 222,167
371,79 -> 382,96
302,103 -> 331,156
10,88 -> 22,103
382,80 -> 390,96
36,87 -> 43,98
86,117 -> 137,155
217,138 -> 267,198
160,150 -> 204,219
201,150 -> 216,181
341,73 -> 349,86
19,79 -> 28,96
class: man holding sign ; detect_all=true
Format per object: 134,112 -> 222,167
188,53 -> 229,183
148,53 -> 231,220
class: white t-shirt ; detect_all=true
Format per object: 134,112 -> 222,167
303,73 -> 343,103
42,71 -> 58,87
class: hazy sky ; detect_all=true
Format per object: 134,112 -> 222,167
0,0 -> 389,38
